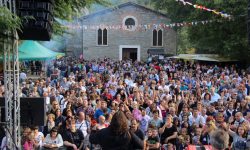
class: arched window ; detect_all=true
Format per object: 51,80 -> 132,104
153,29 -> 157,46
158,29 -> 163,46
103,28 -> 107,45
97,28 -> 108,46
98,29 -> 102,45
152,29 -> 163,46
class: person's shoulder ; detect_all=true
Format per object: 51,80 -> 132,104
136,128 -> 145,136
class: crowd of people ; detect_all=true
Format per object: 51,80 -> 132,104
1,56 -> 250,150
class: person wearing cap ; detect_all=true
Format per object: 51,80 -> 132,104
42,127 -> 63,149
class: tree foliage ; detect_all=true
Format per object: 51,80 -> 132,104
52,0 -> 110,35
0,0 -> 109,36
151,0 -> 250,62
0,6 -> 22,34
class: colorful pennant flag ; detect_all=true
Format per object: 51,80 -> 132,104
176,0 -> 232,19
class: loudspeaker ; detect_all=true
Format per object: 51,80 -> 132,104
0,97 -> 46,126
16,0 -> 54,41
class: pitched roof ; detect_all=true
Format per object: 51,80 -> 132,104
79,1 -> 169,20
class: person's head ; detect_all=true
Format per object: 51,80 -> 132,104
50,127 -> 59,138
192,107 -> 199,117
130,118 -> 139,131
195,128 -> 202,136
119,102 -> 125,111
55,108 -> 61,117
246,96 -> 250,103
182,105 -> 189,113
236,125 -> 247,137
69,118 -> 76,132
204,93 -> 211,100
201,107 -> 207,115
173,117 -> 180,126
210,129 -> 229,150
182,114 -> 188,122
32,126 -> 39,134
47,113 -> 55,123
78,111 -> 85,121
152,128 -> 158,137
211,87 -> 215,94
27,131 -> 35,141
235,112 -> 243,122
153,110 -> 159,118
166,143 -> 174,150
66,102 -> 72,109
52,101 -> 59,109
228,101 -> 234,109
166,114 -> 173,124
209,103 -> 216,112
109,111 -> 129,135
66,109 -> 73,117
82,98 -> 88,107
215,112 -> 224,123
140,107 -> 146,116
169,107 -> 176,116
147,128 -> 153,136
99,115 -> 106,124
101,101 -> 107,110
180,127 -> 187,135
240,99 -> 247,108
22,127 -> 31,137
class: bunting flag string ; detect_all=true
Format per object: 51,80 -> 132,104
176,0 -> 232,19
64,19 -> 227,31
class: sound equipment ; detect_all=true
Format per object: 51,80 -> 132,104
16,0 -> 54,41
0,97 -> 46,126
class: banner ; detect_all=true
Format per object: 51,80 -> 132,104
65,19 -> 226,31
176,0 -> 231,19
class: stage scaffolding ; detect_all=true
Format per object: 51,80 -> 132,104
0,0 -> 20,149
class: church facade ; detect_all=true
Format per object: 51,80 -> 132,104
66,2 -> 176,61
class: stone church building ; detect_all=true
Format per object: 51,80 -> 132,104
66,2 -> 176,61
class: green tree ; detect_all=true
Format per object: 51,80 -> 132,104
0,0 -> 109,36
152,0 -> 250,62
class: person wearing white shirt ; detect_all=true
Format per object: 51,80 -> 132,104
210,87 -> 221,103
188,108 -> 205,127
20,71 -> 27,83
75,111 -> 90,138
43,127 -> 63,149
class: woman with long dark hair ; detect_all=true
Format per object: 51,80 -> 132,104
89,111 -> 144,150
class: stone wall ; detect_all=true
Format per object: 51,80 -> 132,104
66,4 -> 176,61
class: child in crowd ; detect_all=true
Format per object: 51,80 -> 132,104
146,128 -> 160,150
